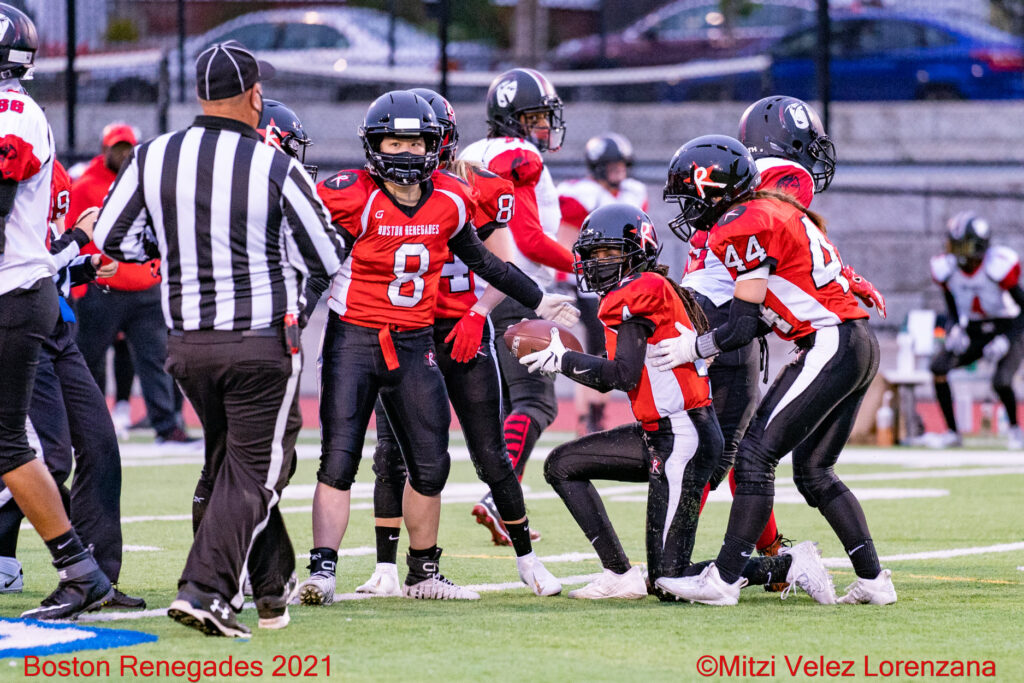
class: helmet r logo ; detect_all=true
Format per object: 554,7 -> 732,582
495,79 -> 518,108
638,221 -> 657,251
688,163 -> 727,199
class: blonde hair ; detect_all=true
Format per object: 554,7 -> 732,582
445,158 -> 482,182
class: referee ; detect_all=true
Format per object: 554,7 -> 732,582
94,41 -> 345,637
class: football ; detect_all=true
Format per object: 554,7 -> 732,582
503,319 -> 584,359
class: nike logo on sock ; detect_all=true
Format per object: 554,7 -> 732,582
571,368 -> 591,376
3,576 -> 19,588
740,551 -> 752,557
848,544 -> 865,555
388,535 -> 400,541
56,539 -> 72,550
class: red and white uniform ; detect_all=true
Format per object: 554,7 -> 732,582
459,136 -> 571,289
0,83 -> 57,295
49,159 -> 71,225
931,247 -> 1021,321
557,176 -> 649,230
600,272 -> 712,424
682,157 -> 812,306
709,197 -> 867,341
434,165 -> 515,319
317,169 -> 474,329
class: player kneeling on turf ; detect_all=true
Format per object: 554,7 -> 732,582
517,203 -> 721,599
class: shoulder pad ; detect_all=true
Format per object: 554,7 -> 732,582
984,245 -> 1020,284
321,169 -> 363,191
599,272 -> 667,327
489,148 -> 544,188
930,254 -> 955,284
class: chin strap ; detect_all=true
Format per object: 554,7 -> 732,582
0,178 -> 19,254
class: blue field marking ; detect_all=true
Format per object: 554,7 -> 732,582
0,618 -> 157,659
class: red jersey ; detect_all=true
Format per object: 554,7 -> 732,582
755,157 -> 814,208
599,272 -> 712,424
435,165 -> 515,319
709,198 -> 867,341
318,169 -> 475,328
49,159 -> 71,223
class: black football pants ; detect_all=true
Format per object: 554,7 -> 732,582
372,316 -> 525,522
167,331 -> 300,609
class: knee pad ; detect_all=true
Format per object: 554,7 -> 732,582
732,448 -> 775,497
371,438 -> 405,485
407,453 -> 450,498
793,469 -> 848,509
542,446 -> 570,486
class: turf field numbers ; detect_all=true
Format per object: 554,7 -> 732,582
271,654 -> 330,677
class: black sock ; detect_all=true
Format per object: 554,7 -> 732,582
46,529 -> 86,569
505,519 -> 533,557
741,555 -> 792,586
995,386 -> 1018,427
847,539 -> 881,580
935,379 -> 958,432
308,547 -> 338,575
409,545 -> 437,559
819,491 -> 881,579
375,526 -> 400,564
715,534 -> 756,585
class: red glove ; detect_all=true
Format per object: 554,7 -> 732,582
444,310 -> 487,363
842,264 -> 886,319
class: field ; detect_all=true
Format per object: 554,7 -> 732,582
3,431 -> 1023,682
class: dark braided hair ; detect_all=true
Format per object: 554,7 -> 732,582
650,264 -> 710,335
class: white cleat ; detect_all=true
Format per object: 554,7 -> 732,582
779,541 -> 836,604
355,563 -> 403,597
655,563 -> 748,606
111,401 -> 132,439
568,566 -> 647,600
838,568 -> 897,605
0,556 -> 23,593
1007,426 -> 1023,451
402,574 -> 480,600
297,571 -> 335,606
918,430 -> 962,449
516,552 -> 561,597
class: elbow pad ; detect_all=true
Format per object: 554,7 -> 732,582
709,298 -> 763,353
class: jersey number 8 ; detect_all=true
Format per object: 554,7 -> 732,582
389,244 -> 430,308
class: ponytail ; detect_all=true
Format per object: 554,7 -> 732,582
752,189 -> 828,234
445,158 -> 482,183
651,264 -> 710,335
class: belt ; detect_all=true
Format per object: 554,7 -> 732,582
169,327 -> 281,341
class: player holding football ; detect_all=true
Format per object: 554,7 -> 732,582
557,133 -> 648,436
299,91 -> 569,604
923,211 -> 1024,449
652,135 -> 894,606
460,69 -> 575,535
679,96 -> 885,593
357,88 -> 568,599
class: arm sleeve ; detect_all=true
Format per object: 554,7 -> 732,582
448,225 -> 543,309
558,195 -> 589,230
506,183 -> 575,272
93,151 -> 158,263
48,227 -> 90,271
709,298 -> 764,353
560,318 -> 654,393
280,164 -> 345,290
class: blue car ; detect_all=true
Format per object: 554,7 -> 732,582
768,9 -> 1024,100
659,9 -> 1024,102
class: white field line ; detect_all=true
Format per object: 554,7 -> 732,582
76,542 -> 1024,623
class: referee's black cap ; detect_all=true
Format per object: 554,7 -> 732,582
195,41 -> 275,101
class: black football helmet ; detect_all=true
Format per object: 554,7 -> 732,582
946,211 -> 990,269
585,133 -> 634,188
738,95 -> 836,193
259,99 -> 317,181
408,87 -> 458,165
0,3 -> 37,81
573,202 -> 662,295
359,90 -> 442,186
663,135 -> 760,242
486,68 -> 565,152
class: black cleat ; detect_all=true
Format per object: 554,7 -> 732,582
255,573 -> 297,630
168,584 -> 250,637
21,552 -> 113,621
89,587 -> 147,611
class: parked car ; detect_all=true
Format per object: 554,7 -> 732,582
659,9 -> 1024,102
549,0 -> 816,70
34,6 -> 497,103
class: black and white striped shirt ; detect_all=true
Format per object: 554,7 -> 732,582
94,115 -> 344,331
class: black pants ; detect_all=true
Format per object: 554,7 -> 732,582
0,319 -> 123,580
930,318 -> 1024,430
0,278 -> 59,476
318,318 -> 451,497
544,407 -> 723,581
718,319 -> 880,579
372,316 -> 525,521
76,285 -> 178,436
166,330 -> 301,608
491,297 -> 557,476
694,292 -> 760,489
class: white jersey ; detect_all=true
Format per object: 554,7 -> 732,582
931,246 -> 1021,321
459,136 -> 561,290
0,82 -> 56,295
681,156 -> 814,307
556,176 -> 649,229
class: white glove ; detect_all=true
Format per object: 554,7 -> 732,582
945,324 -> 970,355
536,293 -> 581,327
982,334 -> 1010,363
649,322 -> 698,371
519,329 -> 567,375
